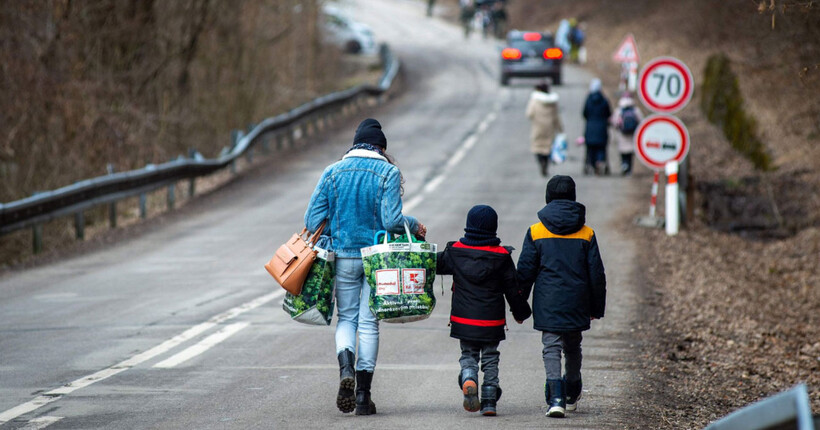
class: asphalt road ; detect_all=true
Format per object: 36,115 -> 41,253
0,0 -> 644,428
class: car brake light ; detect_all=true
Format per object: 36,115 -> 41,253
544,48 -> 563,59
523,32 -> 542,42
502,48 -> 522,60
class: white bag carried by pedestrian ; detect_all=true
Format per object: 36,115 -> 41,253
551,133 -> 568,164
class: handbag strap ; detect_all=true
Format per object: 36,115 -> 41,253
305,220 -> 326,246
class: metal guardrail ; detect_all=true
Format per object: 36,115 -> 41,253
703,384 -> 815,430
0,45 -> 400,251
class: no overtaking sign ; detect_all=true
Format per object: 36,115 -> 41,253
634,114 -> 690,170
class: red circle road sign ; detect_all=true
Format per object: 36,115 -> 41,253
634,114 -> 690,170
638,57 -> 693,114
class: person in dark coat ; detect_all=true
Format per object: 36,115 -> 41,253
582,78 -> 612,175
436,204 -> 532,416
516,175 -> 606,418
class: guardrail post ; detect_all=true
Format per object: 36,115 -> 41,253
109,201 -> 117,228
230,130 -> 242,174
167,183 -> 176,210
139,194 -> 147,219
32,224 -> 43,254
106,164 -> 117,228
74,212 -> 85,240
262,134 -> 270,153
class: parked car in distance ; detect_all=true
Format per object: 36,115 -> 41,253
499,30 -> 563,86
321,4 -> 377,55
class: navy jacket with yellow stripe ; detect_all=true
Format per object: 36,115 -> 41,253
516,200 -> 606,332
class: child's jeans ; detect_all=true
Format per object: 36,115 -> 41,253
459,340 -> 500,387
541,331 -> 582,382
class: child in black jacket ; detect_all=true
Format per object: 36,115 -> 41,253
436,205 -> 532,416
516,175 -> 606,418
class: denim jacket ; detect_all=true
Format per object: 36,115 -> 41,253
304,149 -> 419,258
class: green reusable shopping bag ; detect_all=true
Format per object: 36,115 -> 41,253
362,224 -> 437,323
282,244 -> 335,325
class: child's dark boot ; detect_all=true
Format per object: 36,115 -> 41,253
480,385 -> 502,416
565,377 -> 582,411
545,379 -> 566,418
459,369 -> 480,412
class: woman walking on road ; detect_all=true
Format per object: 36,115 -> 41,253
610,93 -> 643,175
526,82 -> 564,177
304,118 -> 427,416
582,78 -> 612,175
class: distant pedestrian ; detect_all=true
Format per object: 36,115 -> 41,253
304,118 -> 427,416
526,82 -> 564,177
568,19 -> 585,64
436,205 -> 532,416
516,175 -> 606,418
460,0 -> 475,38
610,93 -> 643,175
555,19 -> 571,55
582,78 -> 612,175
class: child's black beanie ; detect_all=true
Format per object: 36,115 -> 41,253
546,175 -> 576,203
460,204 -> 501,247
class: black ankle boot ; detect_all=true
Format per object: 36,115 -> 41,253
355,370 -> 376,415
480,385 -> 501,416
459,369 -> 479,412
336,350 -> 355,413
545,379 -> 566,418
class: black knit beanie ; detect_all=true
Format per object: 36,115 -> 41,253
353,118 -> 387,149
545,175 -> 576,203
460,205 -> 501,247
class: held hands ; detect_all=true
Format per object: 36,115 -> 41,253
415,222 -> 427,240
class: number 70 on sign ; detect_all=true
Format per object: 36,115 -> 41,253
638,57 -> 694,114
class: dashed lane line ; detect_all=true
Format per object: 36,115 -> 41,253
0,290 -> 282,425
19,416 -> 63,430
153,322 -> 250,369
404,107 -> 500,213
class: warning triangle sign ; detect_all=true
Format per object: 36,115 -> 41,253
613,34 -> 639,63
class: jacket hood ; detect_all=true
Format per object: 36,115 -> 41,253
446,242 -> 513,284
531,90 -> 559,105
537,200 -> 586,235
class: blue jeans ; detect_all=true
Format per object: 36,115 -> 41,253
335,257 -> 379,371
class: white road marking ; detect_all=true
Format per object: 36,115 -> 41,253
404,109 -> 499,214
20,416 -> 63,430
154,322 -> 250,368
0,290 -> 282,424
0,398 -> 61,426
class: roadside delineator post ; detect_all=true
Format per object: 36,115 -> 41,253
665,161 -> 679,236
649,171 -> 659,218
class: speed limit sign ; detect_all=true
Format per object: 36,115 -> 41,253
638,57 -> 693,114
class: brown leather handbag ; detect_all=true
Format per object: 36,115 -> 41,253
265,221 -> 326,295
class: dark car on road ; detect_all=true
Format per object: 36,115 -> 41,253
500,30 -> 563,86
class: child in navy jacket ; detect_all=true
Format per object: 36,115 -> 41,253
436,205 -> 532,416
516,175 -> 606,418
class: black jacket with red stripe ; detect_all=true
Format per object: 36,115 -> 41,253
436,241 -> 532,342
